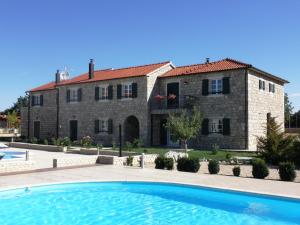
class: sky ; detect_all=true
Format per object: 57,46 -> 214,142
0,0 -> 299,112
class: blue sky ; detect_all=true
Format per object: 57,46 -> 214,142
0,0 -> 299,112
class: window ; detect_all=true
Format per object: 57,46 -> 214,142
99,120 -> 108,132
209,119 -> 223,133
33,96 -> 41,105
70,89 -> 79,102
122,83 -> 132,98
269,83 -> 275,93
211,79 -> 223,94
99,86 -> 108,100
259,80 -> 265,90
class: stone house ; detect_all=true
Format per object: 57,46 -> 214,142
21,58 -> 288,150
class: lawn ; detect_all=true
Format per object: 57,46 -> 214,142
131,147 -> 257,161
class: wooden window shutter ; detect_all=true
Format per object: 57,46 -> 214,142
259,80 -> 262,90
201,118 -> 209,135
132,83 -> 138,98
40,95 -> 43,106
202,79 -> 209,96
117,84 -> 122,99
108,119 -> 113,134
78,88 -> 82,101
66,89 -> 71,102
222,77 -> 230,94
95,120 -> 99,134
108,85 -> 113,99
262,81 -> 265,90
223,118 -> 231,136
95,87 -> 99,100
31,96 -> 35,106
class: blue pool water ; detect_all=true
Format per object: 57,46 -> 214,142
0,182 -> 299,225
0,150 -> 25,159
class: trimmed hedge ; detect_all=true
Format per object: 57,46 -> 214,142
252,159 -> 269,179
154,156 -> 174,170
279,162 -> 296,182
232,166 -> 241,177
208,160 -> 220,174
177,157 -> 200,173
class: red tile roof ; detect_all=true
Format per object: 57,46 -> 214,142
159,58 -> 251,78
30,61 -> 170,92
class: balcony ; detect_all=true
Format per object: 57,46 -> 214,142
150,95 -> 198,114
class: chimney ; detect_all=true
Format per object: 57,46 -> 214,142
55,70 -> 60,83
89,59 -> 94,79
205,58 -> 210,64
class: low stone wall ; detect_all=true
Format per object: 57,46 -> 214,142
98,154 -> 158,166
9,142 -> 63,152
79,148 -> 136,156
0,160 -> 35,173
53,156 -> 98,168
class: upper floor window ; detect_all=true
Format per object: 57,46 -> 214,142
211,79 -> 223,94
123,83 -> 132,98
269,83 -> 275,93
95,85 -> 113,101
31,95 -> 43,106
117,83 -> 138,99
259,80 -> 265,91
67,88 -> 82,102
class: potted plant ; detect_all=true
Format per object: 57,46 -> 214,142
60,137 -> 71,152
154,94 -> 165,109
80,136 -> 93,150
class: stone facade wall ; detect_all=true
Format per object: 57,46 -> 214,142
247,71 -> 285,150
28,90 -> 58,140
20,107 -> 28,137
154,69 -> 248,150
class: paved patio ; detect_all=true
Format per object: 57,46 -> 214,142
0,165 -> 299,199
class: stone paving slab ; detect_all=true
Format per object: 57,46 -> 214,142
0,165 -> 299,199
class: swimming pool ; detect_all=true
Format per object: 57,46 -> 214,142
0,182 -> 299,225
0,150 -> 25,159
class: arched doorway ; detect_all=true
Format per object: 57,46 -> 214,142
124,116 -> 139,143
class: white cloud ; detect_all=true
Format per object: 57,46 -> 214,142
290,93 -> 300,97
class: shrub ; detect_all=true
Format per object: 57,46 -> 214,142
112,140 -> 117,150
177,157 -> 200,173
61,137 -> 71,147
132,138 -> 144,148
164,158 -> 174,170
97,144 -> 103,150
252,159 -> 269,179
155,155 -> 165,169
208,160 -> 220,174
278,162 -> 296,181
232,166 -> 241,177
80,136 -> 93,148
30,137 -> 38,144
211,144 -> 219,155
126,156 -> 134,166
43,139 -> 49,145
143,149 -> 148,154
226,153 -> 232,161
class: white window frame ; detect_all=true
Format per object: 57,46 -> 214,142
70,88 -> 79,102
99,119 -> 108,132
211,79 -> 223,94
33,95 -> 41,106
122,83 -> 133,99
98,85 -> 109,100
209,119 -> 223,134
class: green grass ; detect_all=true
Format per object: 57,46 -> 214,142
130,147 -> 257,161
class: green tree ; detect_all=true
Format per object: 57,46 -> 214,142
284,93 -> 294,126
257,117 -> 295,165
7,111 -> 19,128
165,106 -> 203,152
2,95 -> 29,115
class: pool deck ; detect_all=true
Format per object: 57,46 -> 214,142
0,165 -> 300,199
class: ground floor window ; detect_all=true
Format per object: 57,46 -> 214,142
209,119 -> 223,134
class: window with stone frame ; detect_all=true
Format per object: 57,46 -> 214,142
209,119 -> 223,133
33,95 -> 41,105
122,83 -> 132,98
99,85 -> 109,100
70,88 -> 79,102
99,119 -> 108,132
211,79 -> 223,94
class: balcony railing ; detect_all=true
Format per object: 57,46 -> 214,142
151,95 -> 198,111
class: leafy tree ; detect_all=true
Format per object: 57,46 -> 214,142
7,111 -> 19,128
284,93 -> 294,126
2,95 -> 29,115
165,106 -> 203,152
257,117 -> 295,165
